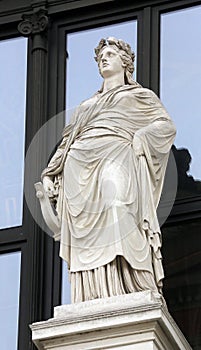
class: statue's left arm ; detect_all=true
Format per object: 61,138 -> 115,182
132,88 -> 176,198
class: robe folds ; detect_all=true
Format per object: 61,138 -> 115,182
42,84 -> 176,294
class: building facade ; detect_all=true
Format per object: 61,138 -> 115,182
0,0 -> 201,349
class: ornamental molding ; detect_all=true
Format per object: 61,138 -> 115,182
18,8 -> 48,36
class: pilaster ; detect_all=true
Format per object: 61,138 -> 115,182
18,10 -> 52,350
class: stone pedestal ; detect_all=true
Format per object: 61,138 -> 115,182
31,291 -> 192,350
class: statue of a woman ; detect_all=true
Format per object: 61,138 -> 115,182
40,37 -> 176,303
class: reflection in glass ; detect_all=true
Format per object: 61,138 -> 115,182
0,37 -> 27,229
162,220 -> 201,349
161,6 -> 201,198
0,251 -> 21,350
62,21 -> 138,303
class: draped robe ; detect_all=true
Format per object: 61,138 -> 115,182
42,84 -> 176,302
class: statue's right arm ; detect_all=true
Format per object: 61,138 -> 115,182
41,134 -> 68,180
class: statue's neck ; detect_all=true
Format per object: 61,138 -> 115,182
102,73 -> 125,93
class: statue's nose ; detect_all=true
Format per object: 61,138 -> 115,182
101,57 -> 107,63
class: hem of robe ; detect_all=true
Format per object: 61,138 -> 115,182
63,252 -> 153,274
70,255 -> 159,303
61,250 -> 163,282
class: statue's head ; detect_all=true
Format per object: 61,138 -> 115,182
94,37 -> 136,85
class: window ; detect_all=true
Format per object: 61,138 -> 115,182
0,35 -> 28,350
0,37 -> 27,229
160,5 -> 201,349
0,251 -> 21,350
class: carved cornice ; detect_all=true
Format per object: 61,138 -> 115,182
18,8 -> 48,37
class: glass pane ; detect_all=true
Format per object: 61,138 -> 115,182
0,37 -> 27,229
0,251 -> 21,350
62,21 -> 137,303
61,260 -> 71,304
160,6 -> 201,200
66,20 -> 137,111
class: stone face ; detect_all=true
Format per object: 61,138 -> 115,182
31,291 -> 192,350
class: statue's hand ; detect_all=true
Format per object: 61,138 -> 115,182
43,176 -> 55,198
133,134 -> 144,157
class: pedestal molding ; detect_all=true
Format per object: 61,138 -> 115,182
31,291 -> 192,350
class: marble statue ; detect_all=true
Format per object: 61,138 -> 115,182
36,37 -> 176,303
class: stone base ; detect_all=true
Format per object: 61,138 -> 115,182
31,291 -> 192,350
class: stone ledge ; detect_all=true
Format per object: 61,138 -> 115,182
31,291 -> 192,350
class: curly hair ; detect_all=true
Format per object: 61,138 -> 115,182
94,37 -> 137,86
